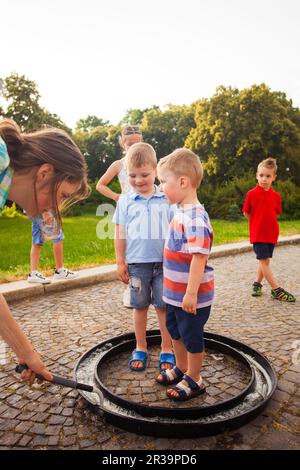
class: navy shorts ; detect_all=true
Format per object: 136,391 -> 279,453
166,304 -> 211,353
253,243 -> 275,260
127,262 -> 165,309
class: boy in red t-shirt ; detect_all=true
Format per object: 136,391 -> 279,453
243,157 -> 295,302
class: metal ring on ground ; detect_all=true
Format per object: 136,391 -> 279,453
94,335 -> 255,419
75,330 -> 277,438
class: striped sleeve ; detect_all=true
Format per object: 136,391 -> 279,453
184,215 -> 212,255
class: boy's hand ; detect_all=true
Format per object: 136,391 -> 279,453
117,262 -> 129,284
182,293 -> 197,315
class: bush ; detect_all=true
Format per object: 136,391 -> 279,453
0,202 -> 24,218
87,179 -> 120,206
226,203 -> 242,220
199,173 -> 255,219
63,179 -> 121,217
198,175 -> 300,220
274,179 -> 300,220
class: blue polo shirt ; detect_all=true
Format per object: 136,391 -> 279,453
113,185 -> 173,263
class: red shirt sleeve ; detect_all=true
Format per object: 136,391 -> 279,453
242,192 -> 251,214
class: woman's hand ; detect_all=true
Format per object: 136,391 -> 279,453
182,293 -> 197,315
18,350 -> 52,385
117,262 -> 129,284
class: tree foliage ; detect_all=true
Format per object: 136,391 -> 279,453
1,73 -> 300,213
0,73 -> 70,133
186,84 -> 300,185
140,104 -> 196,158
75,115 -> 110,132
74,124 -> 120,180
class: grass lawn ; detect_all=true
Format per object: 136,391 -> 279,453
1,213 -> 299,283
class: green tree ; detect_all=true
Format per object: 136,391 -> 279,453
186,84 -> 300,185
74,124 -> 121,180
120,107 -> 158,126
75,115 -> 110,132
140,104 -> 196,158
0,73 -> 70,133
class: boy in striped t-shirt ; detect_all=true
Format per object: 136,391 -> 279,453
156,148 -> 214,401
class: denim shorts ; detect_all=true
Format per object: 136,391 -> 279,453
32,219 -> 64,245
127,262 -> 165,309
253,242 -> 275,260
166,304 -> 211,353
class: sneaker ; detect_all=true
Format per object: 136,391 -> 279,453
252,282 -> 262,297
271,287 -> 296,302
27,271 -> 51,284
53,268 -> 78,280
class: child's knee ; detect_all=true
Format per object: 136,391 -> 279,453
259,258 -> 269,264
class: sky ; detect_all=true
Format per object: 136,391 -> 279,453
1,0 -> 300,129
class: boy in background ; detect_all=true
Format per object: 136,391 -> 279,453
243,157 -> 295,302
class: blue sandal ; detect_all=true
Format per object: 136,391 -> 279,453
166,374 -> 206,401
129,350 -> 147,371
158,352 -> 176,372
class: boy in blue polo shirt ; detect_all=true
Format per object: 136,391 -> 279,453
113,143 -> 175,372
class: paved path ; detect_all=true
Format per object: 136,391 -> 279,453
0,245 -> 299,450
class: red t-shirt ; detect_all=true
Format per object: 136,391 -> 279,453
242,185 -> 282,244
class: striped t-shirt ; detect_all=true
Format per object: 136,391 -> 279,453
163,204 -> 214,309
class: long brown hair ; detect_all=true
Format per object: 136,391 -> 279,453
0,118 -> 90,226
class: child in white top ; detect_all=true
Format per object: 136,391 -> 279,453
96,125 -> 143,201
97,126 -> 143,307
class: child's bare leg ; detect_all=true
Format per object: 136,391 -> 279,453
258,259 -> 279,289
255,261 -> 265,284
171,338 -> 188,373
131,307 -> 148,369
53,241 -> 63,270
30,244 -> 42,271
167,351 -> 205,398
155,307 -> 173,369
186,351 -> 205,382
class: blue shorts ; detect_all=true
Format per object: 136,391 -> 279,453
127,262 -> 165,309
253,242 -> 275,260
166,304 -> 211,353
32,218 -> 64,245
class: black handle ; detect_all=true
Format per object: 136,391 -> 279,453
15,364 -> 93,393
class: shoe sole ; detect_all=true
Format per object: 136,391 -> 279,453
271,296 -> 295,302
53,276 -> 78,280
167,386 -> 206,401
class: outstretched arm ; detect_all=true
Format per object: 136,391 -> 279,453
0,294 -> 52,383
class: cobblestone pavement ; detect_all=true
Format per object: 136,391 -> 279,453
0,245 -> 299,450
98,345 -> 251,409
